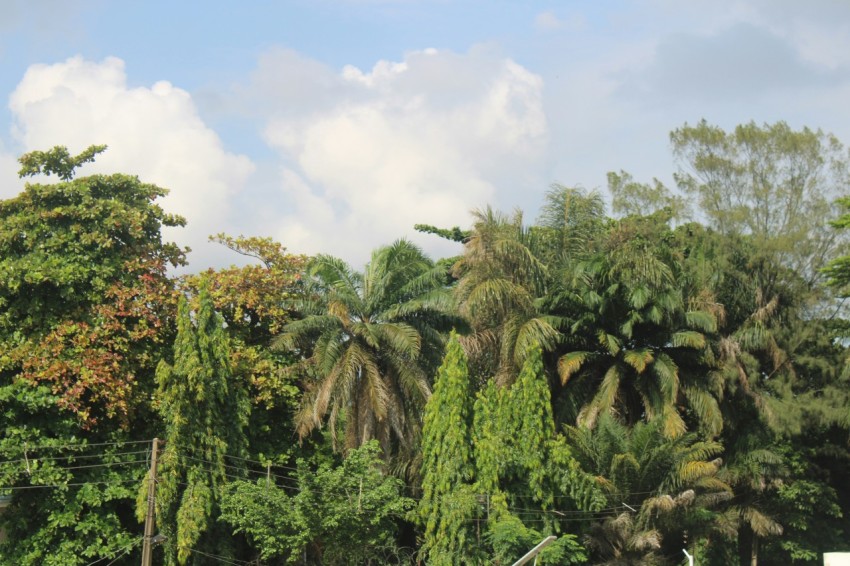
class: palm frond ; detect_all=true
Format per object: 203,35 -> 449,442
581,365 -> 622,428
671,330 -> 706,349
623,348 -> 654,374
559,350 -> 591,384
685,309 -> 717,332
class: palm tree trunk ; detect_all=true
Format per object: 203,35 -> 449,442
737,523 -> 758,566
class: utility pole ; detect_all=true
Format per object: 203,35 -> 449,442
141,437 -> 160,566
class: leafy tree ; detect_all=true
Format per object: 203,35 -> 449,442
17,144 -> 107,181
0,145 -> 184,564
823,196 -> 850,295
221,441 -> 415,565
487,514 -> 587,565
681,223 -> 850,566
671,120 -> 850,285
417,333 -> 478,565
275,239 -> 462,454
0,144 -> 185,425
607,170 -> 689,222
151,284 -> 249,565
184,235 -> 308,464
759,436 -> 848,564
473,346 -> 600,563
475,345 -> 581,516
0,384 -> 146,565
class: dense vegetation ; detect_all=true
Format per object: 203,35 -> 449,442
1,122 -> 849,565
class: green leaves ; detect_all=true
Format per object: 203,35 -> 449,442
155,283 -> 249,565
0,155 -> 185,425
222,441 -> 413,564
275,239 -> 459,453
18,145 -> 107,181
418,333 -> 476,562
671,120 -> 850,284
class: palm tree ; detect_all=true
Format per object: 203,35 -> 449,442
584,511 -> 663,566
556,213 -> 724,438
565,415 -> 730,565
274,239 -> 463,453
452,206 -> 561,385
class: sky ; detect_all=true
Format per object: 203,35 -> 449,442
2,0 -> 850,270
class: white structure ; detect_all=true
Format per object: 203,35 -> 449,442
825,553 -> 850,565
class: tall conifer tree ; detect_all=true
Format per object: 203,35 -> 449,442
418,332 -> 477,564
152,282 -> 249,565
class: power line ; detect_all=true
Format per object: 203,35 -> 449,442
0,438 -> 152,452
0,449 -> 149,467
178,546 -> 254,565
0,478 -> 142,492
83,537 -> 144,566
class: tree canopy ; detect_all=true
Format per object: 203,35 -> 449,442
3,126 -> 850,566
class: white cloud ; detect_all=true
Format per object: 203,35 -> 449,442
7,56 -> 255,269
534,9 -> 588,33
535,11 -> 564,32
250,47 -> 547,265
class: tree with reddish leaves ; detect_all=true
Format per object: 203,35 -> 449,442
0,145 -> 186,426
0,145 -> 186,564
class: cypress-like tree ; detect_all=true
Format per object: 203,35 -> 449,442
510,344 -> 556,505
418,332 -> 478,564
151,282 -> 249,565
476,344 -> 567,517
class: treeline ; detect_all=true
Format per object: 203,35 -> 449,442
1,122 -> 849,565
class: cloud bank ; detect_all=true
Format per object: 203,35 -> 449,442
242,46 -> 547,265
6,56 -> 255,268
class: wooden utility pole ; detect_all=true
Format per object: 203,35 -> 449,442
141,437 -> 160,566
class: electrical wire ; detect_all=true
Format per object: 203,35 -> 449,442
178,546 -> 254,565
0,478 -> 142,492
83,537 -> 144,566
0,438 -> 152,452
0,449 -> 150,467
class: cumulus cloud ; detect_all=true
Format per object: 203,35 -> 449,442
247,47 -> 547,265
7,56 -> 255,268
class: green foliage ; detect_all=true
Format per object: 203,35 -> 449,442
184,235 -> 308,467
472,346 -> 599,558
556,213 -> 722,437
536,184 -> 608,263
0,147 -> 185,424
220,441 -> 415,564
566,415 -> 729,564
823,196 -> 850,295
487,514 -> 587,565
17,144 -> 107,181
275,239 -> 463,454
417,333 -> 477,564
0,145 -> 183,564
607,170 -> 689,222
3,128 -> 850,566
453,207 -> 561,383
153,284 -> 249,565
414,223 -> 471,243
671,119 -> 850,284
0,385 -> 145,565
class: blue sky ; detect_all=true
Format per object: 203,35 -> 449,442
2,0 -> 850,269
